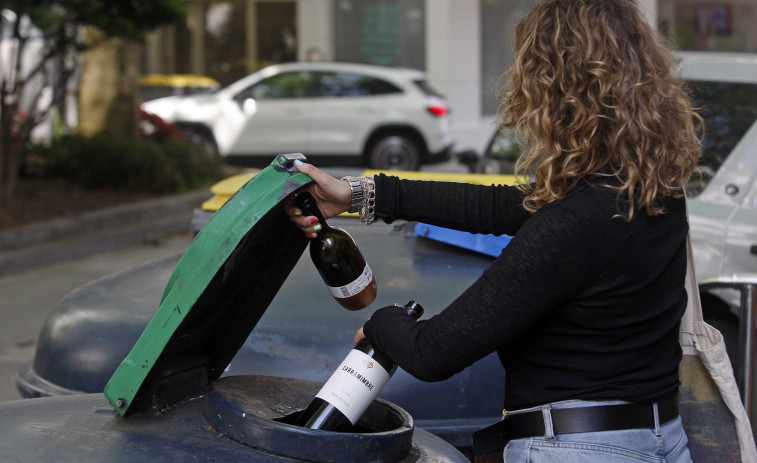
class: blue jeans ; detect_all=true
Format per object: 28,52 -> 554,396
503,399 -> 692,463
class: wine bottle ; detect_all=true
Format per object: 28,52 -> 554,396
294,300 -> 424,432
295,191 -> 377,311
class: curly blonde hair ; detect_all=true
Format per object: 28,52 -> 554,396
498,0 -> 702,219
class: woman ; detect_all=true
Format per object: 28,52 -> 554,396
286,0 -> 700,461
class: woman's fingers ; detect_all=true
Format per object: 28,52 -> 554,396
283,161 -> 352,238
293,160 -> 330,186
293,161 -> 351,211
354,327 -> 367,346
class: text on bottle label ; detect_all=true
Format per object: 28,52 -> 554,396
315,348 -> 390,424
327,263 -> 373,299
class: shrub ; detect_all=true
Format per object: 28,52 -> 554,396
35,131 -> 223,194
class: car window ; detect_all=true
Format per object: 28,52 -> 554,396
238,71 -> 315,100
413,80 -> 444,98
687,80 -> 757,195
313,72 -> 402,97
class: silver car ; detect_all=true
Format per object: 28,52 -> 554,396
681,52 -> 757,283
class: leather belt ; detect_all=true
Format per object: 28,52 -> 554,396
472,396 -> 679,456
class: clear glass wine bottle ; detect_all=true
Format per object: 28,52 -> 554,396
294,300 -> 424,432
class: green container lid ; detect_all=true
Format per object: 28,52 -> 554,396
104,153 -> 312,416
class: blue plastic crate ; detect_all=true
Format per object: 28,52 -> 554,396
415,223 -> 511,258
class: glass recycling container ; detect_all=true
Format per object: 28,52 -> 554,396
0,154 -> 468,463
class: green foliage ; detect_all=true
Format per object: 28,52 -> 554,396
34,132 -> 223,194
0,0 -> 188,202
5,0 -> 187,39
68,0 -> 187,39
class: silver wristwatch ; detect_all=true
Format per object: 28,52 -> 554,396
341,176 -> 364,214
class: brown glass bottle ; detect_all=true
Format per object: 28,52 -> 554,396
295,192 -> 377,310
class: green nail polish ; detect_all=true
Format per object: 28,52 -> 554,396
313,224 -> 322,232
294,210 -> 301,216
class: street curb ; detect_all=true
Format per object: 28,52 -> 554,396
0,189 -> 209,276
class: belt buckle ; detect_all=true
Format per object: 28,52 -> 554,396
502,408 -> 508,418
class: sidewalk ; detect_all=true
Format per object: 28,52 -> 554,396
0,189 -> 208,276
0,189 -> 209,403
0,237 -> 196,404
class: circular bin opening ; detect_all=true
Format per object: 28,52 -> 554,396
203,375 -> 414,462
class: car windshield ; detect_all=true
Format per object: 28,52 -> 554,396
688,80 -> 757,196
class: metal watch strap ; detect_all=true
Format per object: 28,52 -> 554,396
361,176 -> 376,224
341,176 -> 364,214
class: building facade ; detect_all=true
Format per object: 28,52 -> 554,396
142,0 -> 757,154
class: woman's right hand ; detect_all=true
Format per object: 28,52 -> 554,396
283,160 -> 352,237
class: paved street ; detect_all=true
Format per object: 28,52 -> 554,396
0,232 -> 192,403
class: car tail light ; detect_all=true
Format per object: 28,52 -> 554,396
427,104 -> 449,116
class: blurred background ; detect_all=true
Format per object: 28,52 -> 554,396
1,0 -> 756,223
136,0 -> 757,153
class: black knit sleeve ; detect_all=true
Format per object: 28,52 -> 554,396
373,174 -> 531,236
363,201 -> 593,382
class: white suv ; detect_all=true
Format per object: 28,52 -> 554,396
141,62 -> 455,171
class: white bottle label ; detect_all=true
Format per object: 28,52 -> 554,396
327,263 -> 373,299
315,348 -> 391,424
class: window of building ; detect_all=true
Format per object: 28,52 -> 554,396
333,0 -> 425,69
203,2 -> 248,86
479,0 -> 531,115
256,2 -> 297,68
660,0 -> 757,52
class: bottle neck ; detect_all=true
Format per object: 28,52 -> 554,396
355,301 -> 422,350
295,192 -> 330,233
403,300 -> 424,321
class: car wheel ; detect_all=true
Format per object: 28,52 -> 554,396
475,158 -> 502,175
181,127 -> 219,158
368,135 -> 421,171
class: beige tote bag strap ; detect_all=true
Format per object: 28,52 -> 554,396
680,235 -> 699,356
682,224 -> 757,461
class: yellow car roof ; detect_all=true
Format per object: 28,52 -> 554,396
139,74 -> 220,89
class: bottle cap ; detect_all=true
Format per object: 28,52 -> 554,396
403,300 -> 424,319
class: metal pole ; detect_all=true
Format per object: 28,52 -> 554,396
739,284 -> 757,417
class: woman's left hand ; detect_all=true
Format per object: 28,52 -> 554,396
354,327 -> 367,346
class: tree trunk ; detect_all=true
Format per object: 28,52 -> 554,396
0,104 -> 14,204
0,86 -> 25,205
77,27 -> 140,138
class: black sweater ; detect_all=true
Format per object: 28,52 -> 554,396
363,174 -> 687,410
